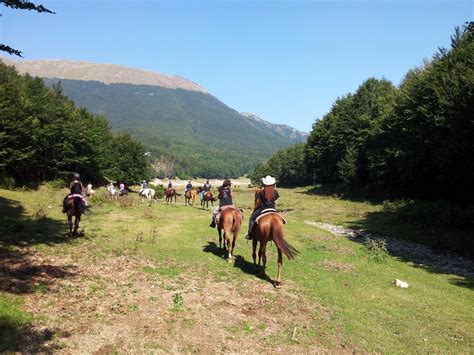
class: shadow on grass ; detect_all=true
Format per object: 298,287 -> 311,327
301,184 -> 385,204
299,185 -> 474,289
344,210 -> 474,290
202,240 -> 225,258
0,196 -> 79,351
202,241 -> 274,286
0,315 -> 65,353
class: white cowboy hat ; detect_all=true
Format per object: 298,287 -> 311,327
262,175 -> 276,185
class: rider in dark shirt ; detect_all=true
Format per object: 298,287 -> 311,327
218,179 -> 233,207
246,175 -> 279,240
210,179 -> 233,228
62,173 -> 85,213
184,180 -> 193,193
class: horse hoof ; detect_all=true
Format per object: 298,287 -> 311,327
227,257 -> 233,263
274,281 -> 282,288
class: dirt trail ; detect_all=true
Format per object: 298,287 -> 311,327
6,244 -> 330,353
305,221 -> 474,279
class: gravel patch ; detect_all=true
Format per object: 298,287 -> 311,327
304,221 -> 474,279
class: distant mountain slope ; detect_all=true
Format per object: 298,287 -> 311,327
241,112 -> 308,143
1,58 -> 307,177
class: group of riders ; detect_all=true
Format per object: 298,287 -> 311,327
62,173 -> 279,240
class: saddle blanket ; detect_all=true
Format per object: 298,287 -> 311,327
255,208 -> 286,224
67,194 -> 87,205
215,205 -> 244,219
219,205 -> 244,217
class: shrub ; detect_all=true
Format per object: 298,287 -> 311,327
0,174 -> 15,189
365,239 -> 388,263
45,179 -> 66,189
153,184 -> 165,199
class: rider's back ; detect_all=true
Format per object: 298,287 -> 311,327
70,179 -> 82,194
218,186 -> 233,207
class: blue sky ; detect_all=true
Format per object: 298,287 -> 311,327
1,0 -> 472,131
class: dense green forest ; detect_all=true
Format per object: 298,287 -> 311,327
41,78 -> 304,178
252,24 -> 473,203
0,62 -> 153,186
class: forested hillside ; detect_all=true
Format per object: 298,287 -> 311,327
37,79 -> 298,178
0,63 -> 153,186
252,24 -> 474,203
1,58 -> 307,178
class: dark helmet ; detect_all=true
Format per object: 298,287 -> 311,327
223,179 -> 231,187
73,173 -> 80,179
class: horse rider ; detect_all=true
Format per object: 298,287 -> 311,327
167,179 -> 173,189
62,173 -> 86,213
245,175 -> 279,240
139,180 -> 148,195
200,179 -> 212,200
210,179 -> 233,228
119,182 -> 127,196
184,180 -> 193,195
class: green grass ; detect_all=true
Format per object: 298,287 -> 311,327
0,186 -> 473,352
0,294 -> 33,352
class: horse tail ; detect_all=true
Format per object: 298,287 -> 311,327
231,210 -> 242,232
272,219 -> 298,260
73,196 -> 82,215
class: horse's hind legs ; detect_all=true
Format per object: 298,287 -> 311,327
218,228 -> 223,250
68,217 -> 73,236
275,248 -> 283,287
225,231 -> 232,262
258,243 -> 267,274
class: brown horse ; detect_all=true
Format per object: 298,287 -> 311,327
165,188 -> 177,204
197,187 -> 217,209
252,188 -> 298,287
217,206 -> 243,262
65,195 -> 83,237
184,188 -> 197,206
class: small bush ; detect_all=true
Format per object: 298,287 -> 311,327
119,196 -> 134,208
0,174 -> 15,189
90,193 -> 108,205
153,184 -> 165,199
365,239 -> 388,263
171,293 -> 184,311
45,179 -> 66,189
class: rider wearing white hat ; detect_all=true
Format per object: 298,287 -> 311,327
245,175 -> 280,240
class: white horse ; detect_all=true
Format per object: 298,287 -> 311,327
107,183 -> 118,200
85,183 -> 95,197
139,187 -> 156,204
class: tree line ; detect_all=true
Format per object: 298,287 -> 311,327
0,62 -> 154,186
251,24 -> 473,202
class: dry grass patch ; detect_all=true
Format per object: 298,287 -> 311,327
322,260 -> 354,273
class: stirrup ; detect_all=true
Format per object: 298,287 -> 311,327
244,233 -> 252,240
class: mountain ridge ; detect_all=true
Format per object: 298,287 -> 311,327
1,57 -> 307,177
240,112 -> 308,142
0,57 -> 206,92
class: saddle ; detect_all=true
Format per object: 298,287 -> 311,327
67,194 -> 87,205
220,205 -> 244,217
255,208 -> 286,224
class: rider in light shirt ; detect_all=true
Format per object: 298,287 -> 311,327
200,179 -> 212,200
139,180 -> 148,194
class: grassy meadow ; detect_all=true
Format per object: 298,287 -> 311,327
0,185 -> 473,352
